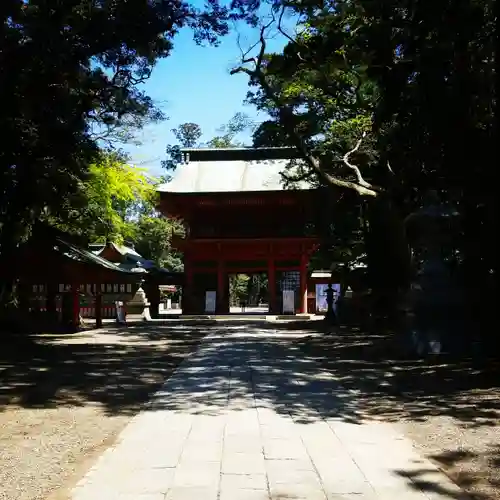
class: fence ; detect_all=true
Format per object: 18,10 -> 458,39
32,305 -> 117,319
80,305 -> 117,319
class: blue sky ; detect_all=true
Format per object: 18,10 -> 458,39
120,16 -> 292,176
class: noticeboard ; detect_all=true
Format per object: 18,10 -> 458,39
282,290 -> 295,314
205,291 -> 216,314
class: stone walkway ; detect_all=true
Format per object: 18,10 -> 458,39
72,326 -> 466,500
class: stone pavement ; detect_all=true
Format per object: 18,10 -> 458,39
72,325 -> 466,500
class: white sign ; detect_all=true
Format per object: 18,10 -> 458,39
115,301 -> 127,324
282,290 -> 295,314
205,291 -> 216,314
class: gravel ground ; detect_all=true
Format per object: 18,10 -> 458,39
0,322 -> 207,500
0,406 -> 128,500
398,395 -> 500,500
2,320 -> 498,500
297,327 -> 500,500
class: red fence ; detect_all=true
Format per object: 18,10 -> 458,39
33,305 -> 117,319
80,306 -> 116,319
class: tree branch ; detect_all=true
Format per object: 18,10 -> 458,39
277,7 -> 305,61
231,31 -> 381,198
280,164 -> 315,184
342,132 -> 375,189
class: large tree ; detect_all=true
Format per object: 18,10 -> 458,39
0,0 -> 230,307
231,0 -> 495,324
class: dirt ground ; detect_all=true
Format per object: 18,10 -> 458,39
0,322 -> 207,500
297,325 -> 500,500
1,319 -> 498,500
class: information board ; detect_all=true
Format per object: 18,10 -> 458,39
205,291 -> 216,314
282,290 -> 295,314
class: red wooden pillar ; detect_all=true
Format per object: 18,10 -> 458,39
217,259 -> 226,314
184,258 -> 193,314
268,259 -> 277,314
71,283 -> 80,329
95,285 -> 103,328
299,255 -> 308,314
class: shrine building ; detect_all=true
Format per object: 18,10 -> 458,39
157,147 -> 322,315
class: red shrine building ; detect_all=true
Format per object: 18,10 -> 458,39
158,148 -> 321,315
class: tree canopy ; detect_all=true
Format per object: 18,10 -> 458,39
0,0 -> 230,258
231,0 -> 495,323
0,0 -> 233,306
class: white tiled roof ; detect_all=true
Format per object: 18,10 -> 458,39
157,159 -> 309,193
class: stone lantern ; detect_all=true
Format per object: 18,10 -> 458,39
405,190 -> 460,355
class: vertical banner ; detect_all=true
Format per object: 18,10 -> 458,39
315,284 -> 328,312
205,291 -> 216,314
282,290 -> 295,314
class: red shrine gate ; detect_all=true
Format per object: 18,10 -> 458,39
158,148 -> 321,315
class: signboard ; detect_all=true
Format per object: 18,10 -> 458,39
316,284 -> 341,313
282,290 -> 295,314
115,301 -> 127,324
205,291 -> 216,314
315,284 -> 328,313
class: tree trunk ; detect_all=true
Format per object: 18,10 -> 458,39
0,221 -> 24,315
364,195 -> 412,326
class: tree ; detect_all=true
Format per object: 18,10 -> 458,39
172,123 -> 203,148
229,274 -> 250,306
206,112 -> 254,147
231,12 -> 410,321
50,149 -> 183,271
0,0 -> 230,309
232,0 -> 495,326
48,151 -> 156,244
163,113 -> 254,170
133,216 -> 183,271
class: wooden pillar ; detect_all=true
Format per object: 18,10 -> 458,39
95,286 -> 103,328
217,259 -> 226,314
183,258 -> 193,314
268,259 -> 277,314
299,256 -> 308,314
146,282 -> 161,319
71,283 -> 80,329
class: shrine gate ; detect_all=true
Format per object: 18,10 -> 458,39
158,148 -> 321,315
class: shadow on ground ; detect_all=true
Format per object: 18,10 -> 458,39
0,322 -> 211,415
1,319 -> 498,498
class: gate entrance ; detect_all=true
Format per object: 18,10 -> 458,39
157,147 -> 322,315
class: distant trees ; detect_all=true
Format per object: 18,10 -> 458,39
163,112 -> 254,169
172,123 -> 203,148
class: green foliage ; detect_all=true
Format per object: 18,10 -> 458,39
50,149 -> 183,270
48,151 -> 155,244
234,0 -> 495,326
0,0 -> 231,266
207,112 -> 255,147
85,153 -> 156,243
172,123 -> 203,148
163,113 -> 254,170
133,216 -> 184,271
229,274 -> 250,305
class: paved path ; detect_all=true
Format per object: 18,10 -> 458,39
72,326 -> 465,500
